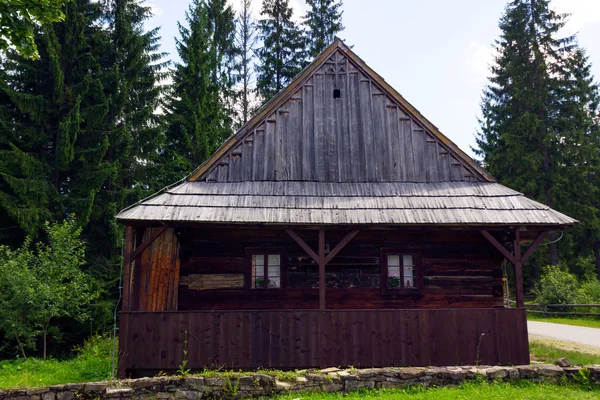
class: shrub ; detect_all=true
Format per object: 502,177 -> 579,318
533,264 -> 579,307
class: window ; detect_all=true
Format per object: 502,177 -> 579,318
251,253 -> 281,289
386,253 -> 417,289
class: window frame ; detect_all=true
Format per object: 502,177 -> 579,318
380,248 -> 423,294
245,248 -> 286,291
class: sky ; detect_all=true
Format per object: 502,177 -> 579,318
146,0 -> 600,157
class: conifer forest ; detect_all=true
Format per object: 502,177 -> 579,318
1,0 -> 600,360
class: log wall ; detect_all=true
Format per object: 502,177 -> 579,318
175,227 -> 504,310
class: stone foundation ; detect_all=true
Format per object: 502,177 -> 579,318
1,365 -> 599,400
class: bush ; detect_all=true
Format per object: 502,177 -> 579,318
534,265 -> 579,306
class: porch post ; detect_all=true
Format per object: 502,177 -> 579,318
319,228 -> 326,310
480,229 -> 550,309
122,226 -> 134,312
514,230 -> 524,308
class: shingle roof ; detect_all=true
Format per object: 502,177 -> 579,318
116,181 -> 576,226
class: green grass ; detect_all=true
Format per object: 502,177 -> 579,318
0,335 -> 112,389
529,338 -> 600,365
275,381 -> 600,400
527,313 -> 600,329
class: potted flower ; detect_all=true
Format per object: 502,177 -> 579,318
255,277 -> 265,287
388,274 -> 400,288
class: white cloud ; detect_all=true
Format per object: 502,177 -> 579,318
553,0 -> 600,34
464,40 -> 495,84
148,4 -> 164,17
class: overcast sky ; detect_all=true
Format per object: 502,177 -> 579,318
147,0 -> 600,157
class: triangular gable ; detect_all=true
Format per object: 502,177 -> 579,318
188,39 -> 494,183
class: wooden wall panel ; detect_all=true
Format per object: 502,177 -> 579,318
133,228 -> 180,312
119,308 -> 529,377
201,50 -> 481,184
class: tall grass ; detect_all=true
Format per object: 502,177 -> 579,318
0,335 -> 113,389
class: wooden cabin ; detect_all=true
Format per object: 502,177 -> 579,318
116,39 -> 576,378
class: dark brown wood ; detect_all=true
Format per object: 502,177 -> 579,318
521,230 -> 549,264
122,226 -> 134,312
319,229 -> 325,310
285,229 -> 319,263
118,308 -> 528,377
130,226 -> 167,264
325,230 -> 360,264
479,230 -> 516,264
514,230 -> 524,308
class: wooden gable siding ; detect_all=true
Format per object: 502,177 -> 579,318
202,50 -> 481,184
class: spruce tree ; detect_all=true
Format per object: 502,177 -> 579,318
162,0 -> 237,184
303,0 -> 344,58
0,0 -> 113,241
255,0 -> 305,102
236,0 -> 258,124
475,0 -> 600,271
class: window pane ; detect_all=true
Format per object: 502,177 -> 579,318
387,255 -> 401,288
252,255 -> 264,288
267,254 -> 281,288
403,255 -> 415,288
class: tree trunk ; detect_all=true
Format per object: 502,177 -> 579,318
549,233 -> 559,265
43,326 -> 48,361
13,331 -> 27,360
594,238 -> 600,280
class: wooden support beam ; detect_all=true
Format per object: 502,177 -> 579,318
480,230 -> 516,265
129,226 -> 167,263
319,229 -> 326,310
514,230 -> 524,308
122,226 -> 134,312
521,230 -> 549,264
285,229 -> 319,263
325,230 -> 360,264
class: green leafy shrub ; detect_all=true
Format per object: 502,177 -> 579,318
533,265 -> 579,308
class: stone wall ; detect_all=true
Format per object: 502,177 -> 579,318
1,364 -> 599,400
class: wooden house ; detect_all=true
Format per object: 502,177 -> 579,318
116,39 -> 576,378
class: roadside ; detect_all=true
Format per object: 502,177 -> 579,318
528,320 -> 600,348
527,313 -> 600,329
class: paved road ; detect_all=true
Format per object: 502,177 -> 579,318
528,321 -> 600,348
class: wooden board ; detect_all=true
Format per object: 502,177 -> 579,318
119,308 -> 529,377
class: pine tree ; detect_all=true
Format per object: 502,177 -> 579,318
84,0 -> 168,317
475,0 -> 600,271
236,0 -> 258,124
303,0 -> 343,58
162,0 -> 238,184
0,0 -> 113,241
255,0 -> 305,102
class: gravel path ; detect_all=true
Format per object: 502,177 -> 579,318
528,320 -> 600,348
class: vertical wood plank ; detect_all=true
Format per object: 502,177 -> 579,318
360,79 -> 376,181
302,82 -> 314,181
325,73 -> 339,181
314,73 -> 326,181
371,90 -> 388,180
264,118 -> 276,180
275,107 -> 289,180
386,103 -> 400,181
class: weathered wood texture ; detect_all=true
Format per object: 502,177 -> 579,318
176,227 -> 504,310
130,228 -> 181,312
118,308 -> 528,377
199,50 -> 480,183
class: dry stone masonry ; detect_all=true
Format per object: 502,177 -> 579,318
1,364 -> 599,400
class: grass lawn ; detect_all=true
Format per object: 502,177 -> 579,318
527,313 -> 600,329
275,381 -> 600,400
529,338 -> 600,365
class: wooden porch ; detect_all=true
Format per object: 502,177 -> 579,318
119,308 -> 529,378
